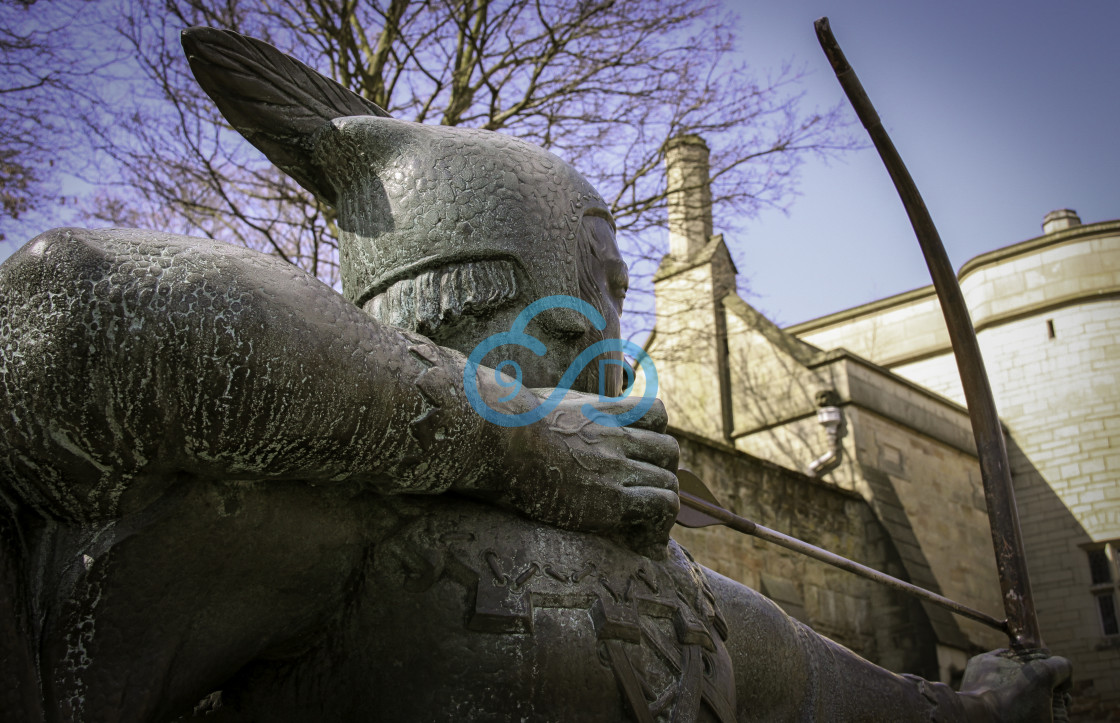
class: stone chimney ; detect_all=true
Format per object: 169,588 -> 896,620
664,135 -> 714,259
1042,209 -> 1081,234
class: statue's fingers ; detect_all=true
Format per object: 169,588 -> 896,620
616,458 -> 680,493
1026,655 -> 1072,690
586,396 -> 668,433
620,427 -> 679,471
626,398 -> 668,433
614,473 -> 679,549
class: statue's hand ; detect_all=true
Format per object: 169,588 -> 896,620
494,390 -> 680,554
958,648 -> 1072,722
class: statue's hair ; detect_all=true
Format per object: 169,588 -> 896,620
575,216 -> 609,322
362,258 -> 520,336
362,216 -> 609,341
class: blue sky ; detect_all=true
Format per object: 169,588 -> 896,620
3,2 -> 1116,332
720,0 -> 1119,326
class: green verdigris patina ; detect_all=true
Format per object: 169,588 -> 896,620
0,27 -> 1068,722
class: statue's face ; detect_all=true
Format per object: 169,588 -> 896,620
321,118 -> 628,394
404,210 -> 628,397
578,213 -> 629,396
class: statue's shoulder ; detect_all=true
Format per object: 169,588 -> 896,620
9,227 -> 239,258
2,227 -> 292,284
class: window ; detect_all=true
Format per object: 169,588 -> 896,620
1097,594 -> 1119,636
1087,545 -> 1120,636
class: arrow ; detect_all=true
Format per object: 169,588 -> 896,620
813,17 -> 1042,652
675,469 -> 1008,634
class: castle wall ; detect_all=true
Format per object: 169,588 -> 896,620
788,218 -> 1120,717
649,133 -> 1063,694
671,432 -> 944,679
724,345 -> 1006,655
896,299 -> 1120,715
648,260 -> 727,441
844,406 -> 1004,652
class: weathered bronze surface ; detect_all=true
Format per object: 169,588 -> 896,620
0,26 -> 1069,722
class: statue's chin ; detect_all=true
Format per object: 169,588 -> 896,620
218,496 -> 733,722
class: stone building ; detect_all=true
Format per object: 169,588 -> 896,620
651,135 -> 1119,716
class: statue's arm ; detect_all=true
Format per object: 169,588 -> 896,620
1,228 -> 677,542
705,570 -> 1069,721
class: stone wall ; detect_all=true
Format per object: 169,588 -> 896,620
650,248 -> 732,441
648,133 -> 1044,693
722,344 -> 1006,656
671,431 -> 944,679
789,217 -> 1120,717
651,286 -> 1008,677
789,220 -> 1120,370
895,301 -> 1120,716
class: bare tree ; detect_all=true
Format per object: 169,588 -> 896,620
0,0 -> 121,242
5,0 -> 851,330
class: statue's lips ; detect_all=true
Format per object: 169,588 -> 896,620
358,252 -> 524,307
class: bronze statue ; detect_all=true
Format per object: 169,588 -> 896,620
0,27 -> 1069,722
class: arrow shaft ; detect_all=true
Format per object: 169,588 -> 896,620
680,492 -> 1008,633
676,469 -> 1011,632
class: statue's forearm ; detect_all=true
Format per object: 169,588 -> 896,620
803,634 -> 988,721
707,569 -> 989,721
1,228 -> 507,520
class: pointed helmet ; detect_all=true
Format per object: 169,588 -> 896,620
183,27 -> 613,336
316,116 -> 609,314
